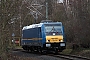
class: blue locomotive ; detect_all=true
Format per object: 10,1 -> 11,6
21,20 -> 66,53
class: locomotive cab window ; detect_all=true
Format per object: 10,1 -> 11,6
44,24 -> 62,35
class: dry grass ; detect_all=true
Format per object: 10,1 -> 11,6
60,49 -> 73,54
60,48 -> 90,58
78,50 -> 90,58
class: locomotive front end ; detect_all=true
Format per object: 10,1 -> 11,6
44,22 -> 66,52
45,35 -> 66,52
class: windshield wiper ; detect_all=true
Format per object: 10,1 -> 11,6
49,26 -> 58,33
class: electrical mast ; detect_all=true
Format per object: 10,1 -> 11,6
46,0 -> 48,20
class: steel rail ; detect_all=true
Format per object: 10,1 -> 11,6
47,53 -> 90,60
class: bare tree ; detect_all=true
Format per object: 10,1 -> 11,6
64,0 -> 90,48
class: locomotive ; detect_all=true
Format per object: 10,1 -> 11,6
21,20 -> 66,53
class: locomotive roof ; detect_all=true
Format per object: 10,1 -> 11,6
22,22 -> 62,30
22,23 -> 43,30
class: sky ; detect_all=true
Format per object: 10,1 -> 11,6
57,0 -> 63,3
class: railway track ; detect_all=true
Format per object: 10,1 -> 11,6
47,53 -> 90,60
13,49 -> 90,60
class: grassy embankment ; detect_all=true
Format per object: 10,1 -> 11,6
61,43 -> 90,58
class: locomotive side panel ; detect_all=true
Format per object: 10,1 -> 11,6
21,27 -> 43,47
23,27 -> 41,38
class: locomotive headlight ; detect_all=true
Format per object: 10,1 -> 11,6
61,40 -> 63,42
60,43 -> 65,46
46,44 -> 51,47
46,40 -> 50,42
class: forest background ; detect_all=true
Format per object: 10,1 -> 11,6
0,0 -> 90,59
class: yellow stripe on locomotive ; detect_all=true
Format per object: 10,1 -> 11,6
22,38 -> 42,40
